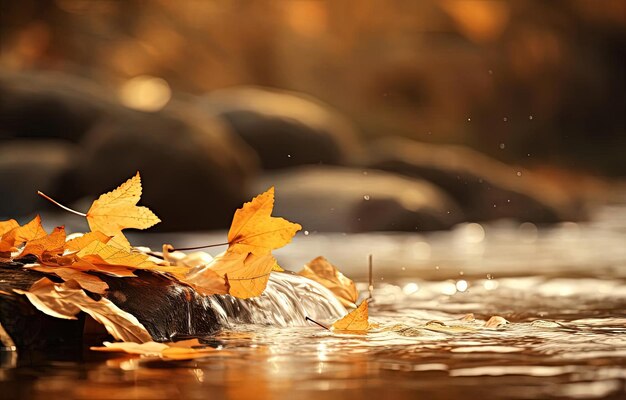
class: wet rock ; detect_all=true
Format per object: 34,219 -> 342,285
0,71 -> 120,142
0,140 -> 78,217
366,137 -> 584,223
75,101 -> 260,231
250,166 -> 463,232
198,86 -> 362,170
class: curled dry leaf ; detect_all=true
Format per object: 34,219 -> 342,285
30,265 -> 109,294
19,226 -> 66,258
331,301 -> 371,332
485,316 -> 509,328
91,339 -> 219,360
299,256 -> 358,308
14,277 -> 152,342
227,187 -> 301,256
86,172 -> 160,250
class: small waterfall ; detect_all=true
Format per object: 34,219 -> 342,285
204,272 -> 346,326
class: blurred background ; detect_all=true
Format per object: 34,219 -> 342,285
1,0 -> 624,233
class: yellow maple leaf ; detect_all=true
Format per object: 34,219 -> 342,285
331,301 -> 370,332
0,219 -> 19,236
0,215 -> 47,254
30,265 -> 109,294
208,252 -> 276,299
20,226 -> 66,258
227,187 -> 301,256
86,172 -> 160,250
65,231 -> 112,252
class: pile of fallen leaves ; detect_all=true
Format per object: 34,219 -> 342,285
1,172 -> 373,359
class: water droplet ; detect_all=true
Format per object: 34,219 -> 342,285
459,271 -> 464,276
487,273 -> 493,280
304,230 -> 310,236
456,280 -> 468,292
435,265 -> 440,270
401,267 -> 406,271
499,143 -> 506,149
467,118 -> 471,122
287,154 -> 291,158
503,117 -> 508,122
403,282 -> 419,295
529,115 -> 533,120
363,195 -> 370,201
517,171 -> 522,177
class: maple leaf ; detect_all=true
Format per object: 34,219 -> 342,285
227,187 -> 301,256
331,301 -> 371,332
65,231 -> 112,252
179,267 -> 228,296
86,172 -> 161,250
208,252 -> 276,299
299,256 -> 358,308
76,240 -> 188,275
0,216 -> 47,254
0,219 -> 18,236
19,226 -> 66,258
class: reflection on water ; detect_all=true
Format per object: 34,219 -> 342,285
3,206 -> 626,399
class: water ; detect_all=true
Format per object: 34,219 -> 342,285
2,206 -> 626,399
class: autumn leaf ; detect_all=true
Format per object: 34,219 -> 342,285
14,277 -> 152,342
208,252 -> 276,299
65,231 -> 111,252
91,339 -> 221,360
19,226 -> 66,258
227,187 -> 301,256
179,267 -> 228,296
76,240 -> 187,275
0,219 -> 18,236
0,215 -> 47,254
86,172 -> 161,250
30,265 -> 109,294
299,256 -> 358,308
331,301 -> 370,332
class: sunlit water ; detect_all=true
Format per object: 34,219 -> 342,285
2,205 -> 626,399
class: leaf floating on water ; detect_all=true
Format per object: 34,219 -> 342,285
19,226 -> 66,258
227,187 -> 301,256
299,256 -> 358,308
332,301 -> 370,332
86,172 -> 161,250
14,278 -> 152,342
485,316 -> 509,328
91,339 -> 220,360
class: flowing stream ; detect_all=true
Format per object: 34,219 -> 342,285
1,205 -> 625,399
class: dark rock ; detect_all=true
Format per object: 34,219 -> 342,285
0,140 -> 78,217
366,137 -> 584,223
251,166 -> 464,232
198,86 -> 362,170
75,100 -> 260,231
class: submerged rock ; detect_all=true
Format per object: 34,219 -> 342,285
367,137 -> 585,223
251,166 -> 464,232
198,86 -> 362,169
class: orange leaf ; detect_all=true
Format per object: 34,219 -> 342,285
0,219 -> 19,236
20,226 -> 66,258
77,240 -> 187,275
331,301 -> 370,332
299,256 -> 358,308
86,172 -> 160,250
91,339 -> 220,360
227,187 -> 301,256
65,231 -> 111,252
30,265 -> 109,294
0,216 -> 47,254
208,252 -> 276,299
179,267 -> 228,296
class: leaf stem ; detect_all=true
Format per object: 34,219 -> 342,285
37,191 -> 87,217
169,242 -> 230,252
306,316 -> 330,330
368,254 -> 374,300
